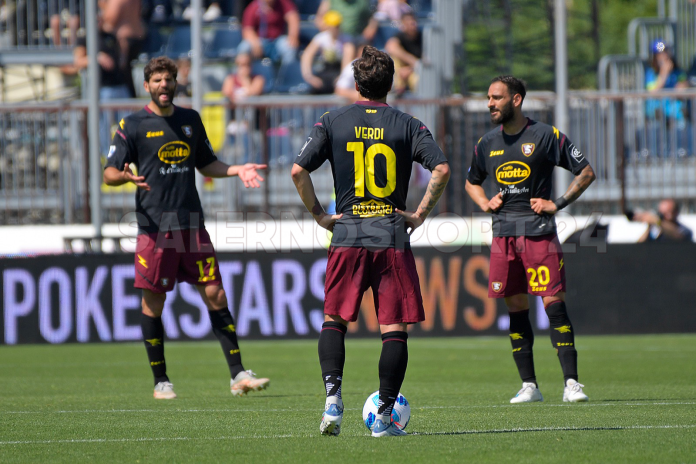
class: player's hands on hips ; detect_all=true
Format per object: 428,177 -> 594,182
530,198 -> 557,214
238,163 -> 267,188
317,213 -> 343,232
123,163 -> 150,191
395,209 -> 424,235
486,193 -> 503,212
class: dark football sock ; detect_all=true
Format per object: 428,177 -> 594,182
509,310 -> 537,385
318,321 -> 347,398
377,331 -> 409,417
546,301 -> 578,383
208,308 -> 245,379
141,313 -> 168,385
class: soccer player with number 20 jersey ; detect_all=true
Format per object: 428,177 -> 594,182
466,76 -> 596,404
292,46 -> 450,437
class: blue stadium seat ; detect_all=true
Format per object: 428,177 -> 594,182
274,61 -> 310,94
372,24 -> 399,51
205,27 -> 243,60
164,26 -> 192,59
411,0 -> 433,18
139,28 -> 166,61
296,0 -> 322,19
252,59 -> 276,94
299,22 -> 319,49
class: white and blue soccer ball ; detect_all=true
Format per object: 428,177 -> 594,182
362,390 -> 411,431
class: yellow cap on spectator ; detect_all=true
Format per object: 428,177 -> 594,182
323,10 -> 343,27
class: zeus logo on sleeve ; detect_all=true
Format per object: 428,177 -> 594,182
299,137 -> 312,156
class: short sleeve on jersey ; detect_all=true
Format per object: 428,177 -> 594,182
412,121 -> 447,170
195,121 -> 218,169
467,138 -> 488,185
556,133 -> 589,175
295,121 -> 330,172
104,120 -> 133,171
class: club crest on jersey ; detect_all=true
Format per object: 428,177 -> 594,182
492,282 -> 503,292
161,278 -> 169,287
182,125 -> 193,137
521,143 -> 535,157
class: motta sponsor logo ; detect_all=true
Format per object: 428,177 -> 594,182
158,141 -> 190,164
495,161 -> 531,185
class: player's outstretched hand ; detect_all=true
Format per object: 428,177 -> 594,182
530,197 -> 557,214
238,163 -> 267,188
318,213 -> 343,232
487,192 -> 503,212
395,209 -> 425,235
123,163 -> 150,191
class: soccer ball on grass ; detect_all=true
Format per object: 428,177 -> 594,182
362,390 -> 410,431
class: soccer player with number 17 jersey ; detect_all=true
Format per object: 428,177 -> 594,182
104,57 -> 269,400
466,76 -> 596,404
292,46 -> 450,437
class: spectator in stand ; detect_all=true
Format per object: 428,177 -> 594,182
301,10 -> 355,95
174,58 -> 192,97
633,199 -> 693,242
315,0 -> 377,43
101,0 -> 147,97
73,11 -> 131,157
222,52 -> 266,103
334,41 -> 366,102
645,39 -> 690,157
385,11 -> 421,96
49,0 -> 82,46
374,0 -> 412,22
238,0 -> 300,65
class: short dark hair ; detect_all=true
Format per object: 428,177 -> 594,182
491,75 -> 526,102
353,45 -> 394,100
144,56 -> 178,82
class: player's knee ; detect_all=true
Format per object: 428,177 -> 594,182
505,294 -> 529,312
142,290 -> 166,316
206,285 -> 228,308
545,300 -> 570,325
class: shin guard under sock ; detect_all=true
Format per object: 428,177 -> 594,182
546,301 -> 578,382
509,310 -> 537,385
141,313 -> 168,385
208,308 -> 245,379
377,331 -> 409,416
319,322 -> 347,398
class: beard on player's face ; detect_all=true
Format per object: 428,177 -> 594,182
490,98 -> 515,125
149,84 -> 176,108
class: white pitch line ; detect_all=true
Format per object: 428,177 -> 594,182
4,401 -> 695,415
0,424 -> 695,446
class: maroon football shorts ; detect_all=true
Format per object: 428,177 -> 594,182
488,234 -> 566,298
323,246 -> 425,325
134,228 -> 221,293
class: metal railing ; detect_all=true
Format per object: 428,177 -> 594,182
2,90 -> 696,226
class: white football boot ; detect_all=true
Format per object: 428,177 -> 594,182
320,396 -> 343,436
371,413 -> 407,437
153,381 -> 177,399
510,382 -> 544,403
563,379 -> 589,402
230,370 -> 270,396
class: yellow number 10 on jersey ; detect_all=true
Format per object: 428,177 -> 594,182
347,142 -> 396,198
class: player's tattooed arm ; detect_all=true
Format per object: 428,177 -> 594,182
291,163 -> 342,231
530,164 -> 596,214
397,162 -> 451,233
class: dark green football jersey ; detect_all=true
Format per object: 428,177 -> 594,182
105,105 -> 217,233
467,118 -> 590,237
296,101 -> 447,248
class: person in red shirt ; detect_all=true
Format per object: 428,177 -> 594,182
238,0 -> 300,64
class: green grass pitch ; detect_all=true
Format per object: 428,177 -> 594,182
1,334 -> 694,463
